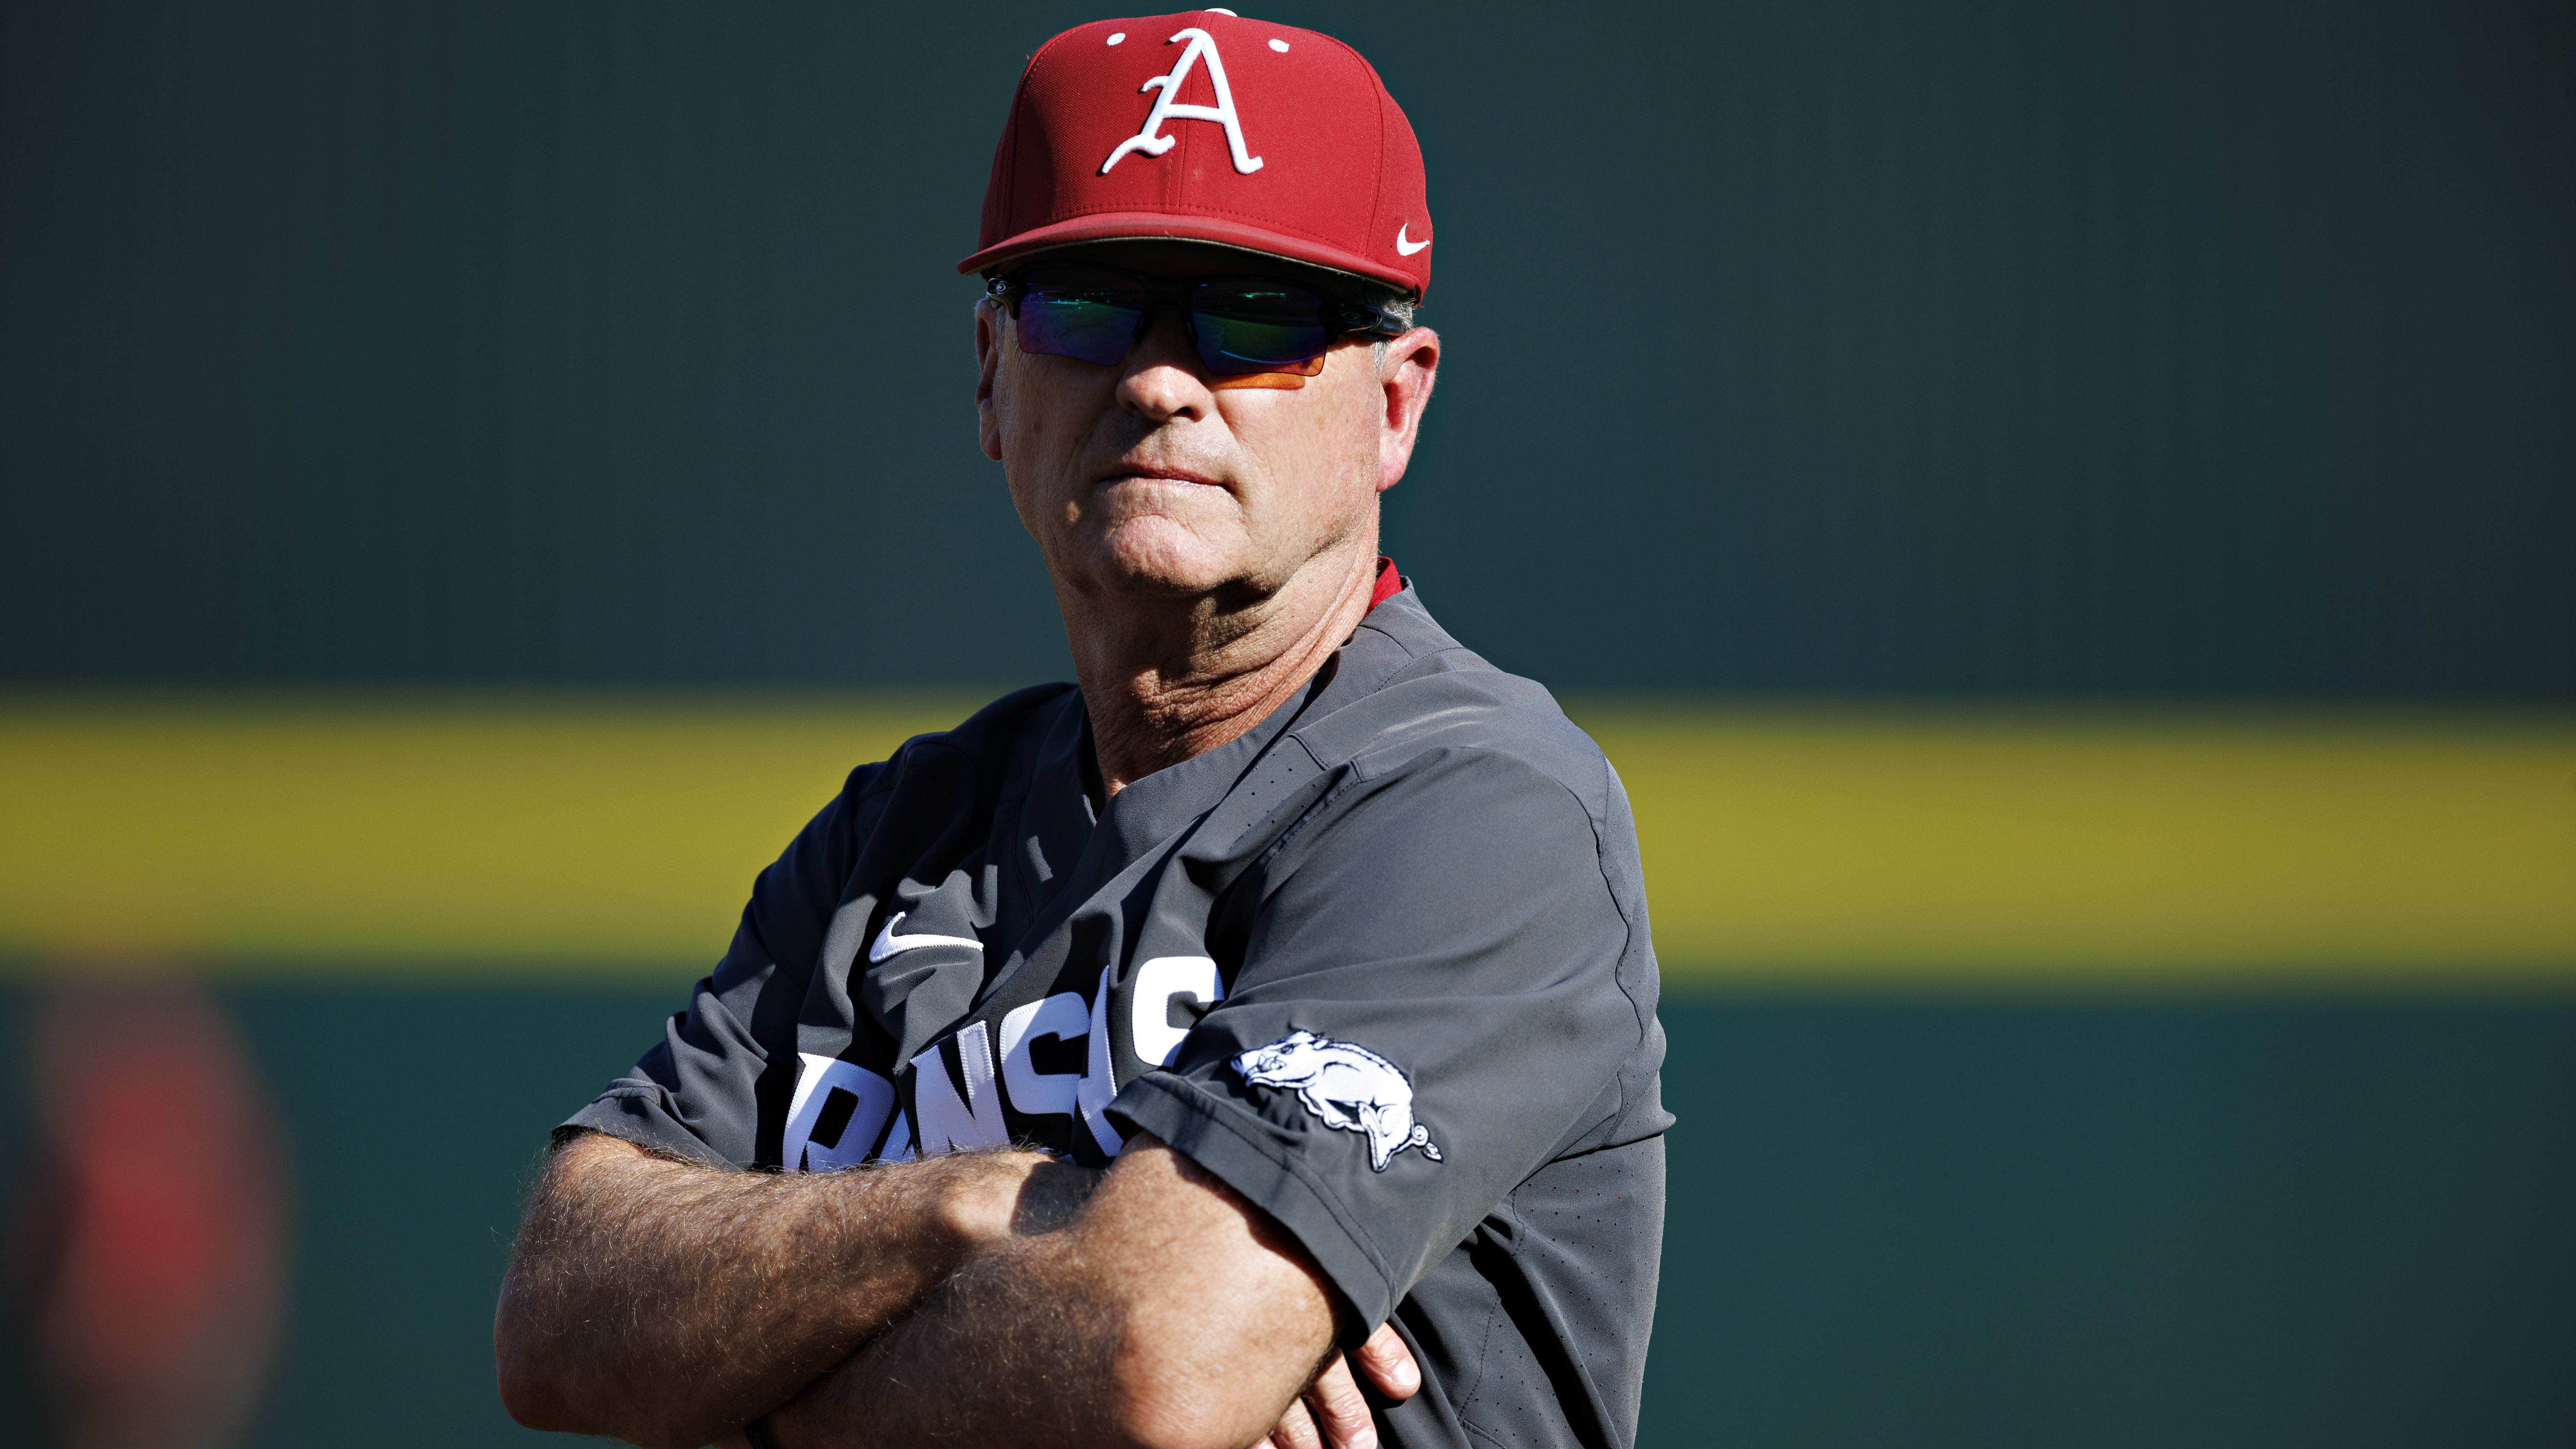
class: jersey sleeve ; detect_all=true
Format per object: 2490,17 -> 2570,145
1107,744 -> 1656,1334
558,766 -> 879,1170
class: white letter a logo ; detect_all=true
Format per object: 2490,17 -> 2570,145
1100,28 -> 1264,176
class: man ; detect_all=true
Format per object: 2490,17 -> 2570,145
494,12 -> 1668,1449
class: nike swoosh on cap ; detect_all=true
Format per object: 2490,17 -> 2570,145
1395,224 -> 1429,256
868,911 -> 984,964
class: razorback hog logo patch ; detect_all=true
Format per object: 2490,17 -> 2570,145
1233,1030 -> 1443,1171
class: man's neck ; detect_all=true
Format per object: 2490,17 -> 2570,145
1064,545 -> 1382,796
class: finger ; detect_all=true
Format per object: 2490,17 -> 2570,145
1306,1354 -> 1378,1449
1353,1322 -> 1422,1401
1270,1393 -> 1324,1449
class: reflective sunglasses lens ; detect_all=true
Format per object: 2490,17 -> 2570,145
1194,284 -> 1332,376
1016,284 -> 1143,366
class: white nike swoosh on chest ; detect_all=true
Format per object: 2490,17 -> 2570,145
868,911 -> 984,963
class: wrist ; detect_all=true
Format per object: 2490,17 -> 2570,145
927,1148 -> 1063,1247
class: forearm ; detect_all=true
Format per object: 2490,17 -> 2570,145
769,1233 -> 1127,1449
763,1141 -> 1337,1449
495,1130 -> 1072,1449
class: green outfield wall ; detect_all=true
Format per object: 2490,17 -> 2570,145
3,0 -> 2567,697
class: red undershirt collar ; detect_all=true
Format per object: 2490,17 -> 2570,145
1366,556 -> 1403,611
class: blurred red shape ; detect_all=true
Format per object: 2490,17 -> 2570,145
12,978 -> 288,1449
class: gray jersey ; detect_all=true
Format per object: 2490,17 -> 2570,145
564,582 -> 1671,1449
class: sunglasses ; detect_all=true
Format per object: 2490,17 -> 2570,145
986,264 -> 1409,378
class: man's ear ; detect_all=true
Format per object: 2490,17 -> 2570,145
975,298 -> 1005,463
1375,326 -> 1439,493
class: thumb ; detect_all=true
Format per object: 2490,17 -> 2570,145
1352,1322 -> 1422,1400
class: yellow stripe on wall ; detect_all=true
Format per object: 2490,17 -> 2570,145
1578,708 -> 2576,989
1,696 -> 976,978
3,697 -> 2570,987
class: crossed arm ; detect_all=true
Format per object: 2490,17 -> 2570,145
495,1130 -> 1415,1449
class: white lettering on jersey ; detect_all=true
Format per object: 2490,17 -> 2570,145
1074,964 -> 1127,1157
999,991 -> 1088,1118
1100,28 -> 1264,176
911,1020 -> 1009,1156
782,1053 -> 897,1173
879,1109 -> 914,1162
1234,1030 -> 1444,1171
1129,955 -> 1223,1068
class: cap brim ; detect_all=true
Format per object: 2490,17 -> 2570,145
959,211 -> 1421,296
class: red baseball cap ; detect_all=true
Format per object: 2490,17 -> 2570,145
960,10 -> 1433,297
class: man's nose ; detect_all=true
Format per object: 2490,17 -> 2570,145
1116,304 -> 1213,423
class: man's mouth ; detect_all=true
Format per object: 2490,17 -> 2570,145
1098,464 -> 1227,491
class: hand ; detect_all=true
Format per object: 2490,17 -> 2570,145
1258,1322 -> 1421,1449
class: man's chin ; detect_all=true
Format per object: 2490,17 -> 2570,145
1078,523 -> 1251,600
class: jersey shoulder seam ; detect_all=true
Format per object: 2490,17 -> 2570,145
1401,744 -> 1649,1127
1271,743 -> 1647,1136
1578,749 -> 1653,1111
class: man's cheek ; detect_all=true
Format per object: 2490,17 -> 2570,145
998,393 -> 1069,509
